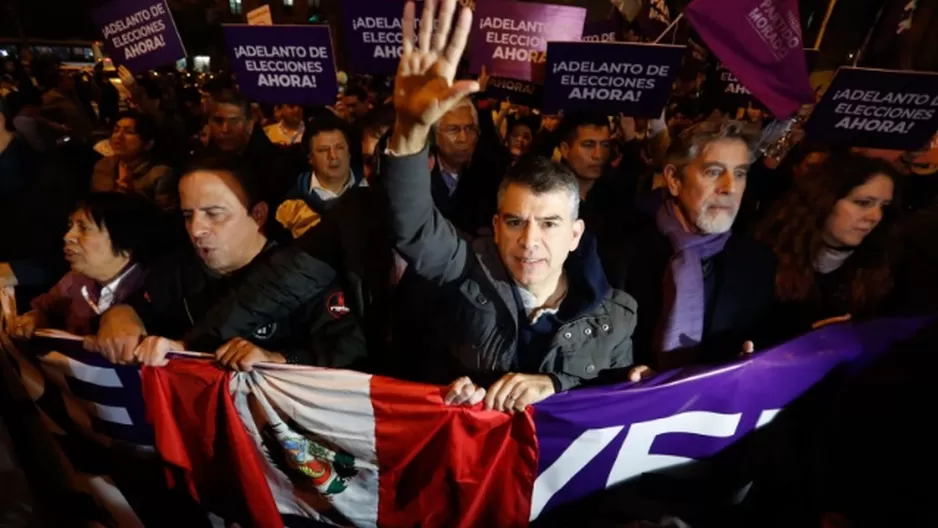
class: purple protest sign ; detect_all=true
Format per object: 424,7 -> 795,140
341,0 -> 473,76
486,76 -> 542,108
529,316 -> 931,520
804,67 -> 938,151
223,25 -> 338,106
341,0 -> 409,76
582,18 -> 621,43
542,42 -> 684,116
470,0 -> 586,83
91,0 -> 186,73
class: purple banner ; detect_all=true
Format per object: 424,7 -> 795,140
91,0 -> 186,73
542,42 -> 684,116
530,316 -> 931,520
804,67 -> 938,151
223,25 -> 338,106
470,0 -> 586,83
582,18 -> 621,43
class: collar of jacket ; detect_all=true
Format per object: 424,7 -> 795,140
470,232 -> 612,327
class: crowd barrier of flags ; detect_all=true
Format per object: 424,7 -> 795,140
0,289 -> 930,527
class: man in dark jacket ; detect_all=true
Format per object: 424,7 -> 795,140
384,0 -> 638,412
92,157 -> 367,372
602,120 -> 776,370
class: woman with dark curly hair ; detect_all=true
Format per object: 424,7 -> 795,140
756,152 -> 901,337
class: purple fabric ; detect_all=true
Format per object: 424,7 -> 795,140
653,200 -> 731,354
530,316 -> 932,520
685,0 -> 813,119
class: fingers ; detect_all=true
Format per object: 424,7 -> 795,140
741,341 -> 755,355
215,338 -> 259,372
628,365 -> 653,382
136,337 -> 170,367
443,6 -> 473,69
401,1 -> 416,55
442,79 -> 481,107
417,0 -> 436,52
432,0 -> 456,53
444,376 -> 478,405
485,375 -> 519,412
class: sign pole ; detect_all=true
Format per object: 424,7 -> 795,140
653,13 -> 684,44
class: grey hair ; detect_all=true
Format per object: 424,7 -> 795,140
432,97 -> 479,133
497,156 -> 581,220
666,119 -> 760,171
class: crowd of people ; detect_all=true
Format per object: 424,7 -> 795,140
1,0 -> 938,525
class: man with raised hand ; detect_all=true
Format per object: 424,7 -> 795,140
384,0 -> 639,412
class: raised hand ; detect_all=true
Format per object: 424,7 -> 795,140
390,0 -> 479,155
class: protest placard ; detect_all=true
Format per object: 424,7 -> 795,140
542,42 -> 684,116
247,5 -> 273,26
341,0 -> 472,76
470,0 -> 586,82
223,25 -> 338,106
582,18 -> 620,43
486,76 -> 543,108
91,0 -> 186,73
804,67 -> 938,151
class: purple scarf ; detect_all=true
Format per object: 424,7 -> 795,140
653,200 -> 732,354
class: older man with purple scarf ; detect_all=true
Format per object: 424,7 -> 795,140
602,120 -> 778,370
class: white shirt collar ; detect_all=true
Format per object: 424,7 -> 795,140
308,171 -> 365,200
81,263 -> 138,314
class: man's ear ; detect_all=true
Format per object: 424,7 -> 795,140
663,164 -> 682,198
559,141 -> 571,160
250,202 -> 269,228
570,218 -> 585,251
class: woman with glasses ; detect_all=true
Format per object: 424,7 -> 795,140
90,110 -> 176,210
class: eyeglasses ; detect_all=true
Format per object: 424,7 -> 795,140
440,125 -> 479,139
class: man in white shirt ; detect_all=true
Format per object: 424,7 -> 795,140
263,104 -> 305,146
276,116 -> 367,238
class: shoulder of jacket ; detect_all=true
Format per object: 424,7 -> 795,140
605,288 -> 638,314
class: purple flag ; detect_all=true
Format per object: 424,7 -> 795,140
804,67 -> 938,151
470,0 -> 586,83
542,42 -> 684,116
685,0 -> 814,119
223,25 -> 339,106
529,316 -> 931,519
91,0 -> 186,73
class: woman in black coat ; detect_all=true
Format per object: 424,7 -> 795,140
755,152 -> 902,341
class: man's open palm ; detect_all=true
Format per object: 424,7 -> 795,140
394,0 -> 479,131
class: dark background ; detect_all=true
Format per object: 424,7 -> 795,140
1,0 -> 935,72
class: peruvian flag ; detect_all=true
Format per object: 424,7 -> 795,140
142,362 -> 537,527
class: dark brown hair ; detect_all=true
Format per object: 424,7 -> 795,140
755,152 -> 902,312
